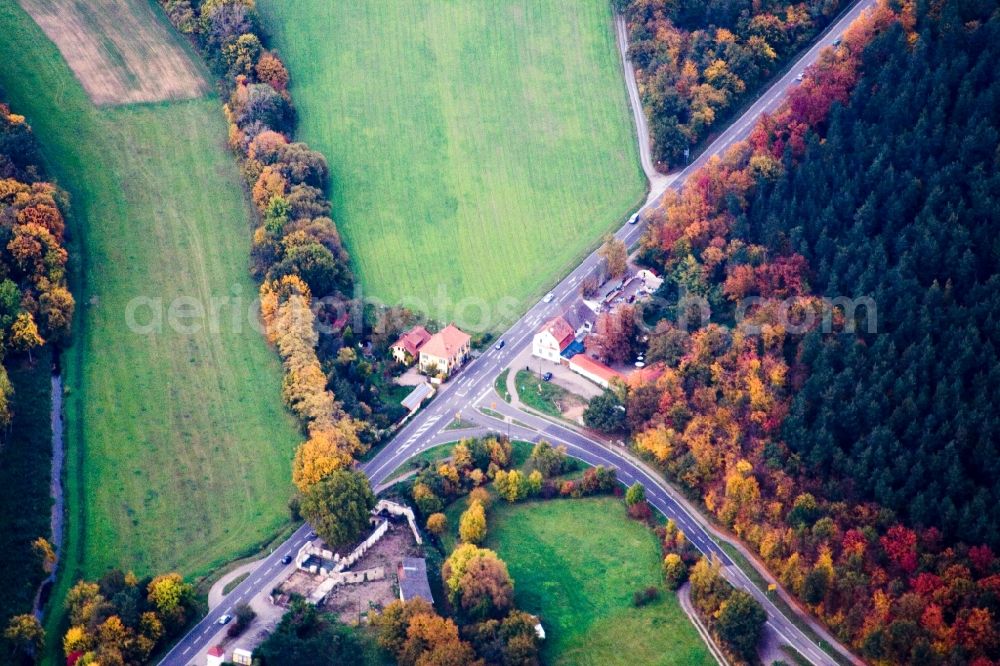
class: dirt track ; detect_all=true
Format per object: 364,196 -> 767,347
18,0 -> 206,105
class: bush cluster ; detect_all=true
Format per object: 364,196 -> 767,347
0,105 -> 75,418
61,570 -> 196,666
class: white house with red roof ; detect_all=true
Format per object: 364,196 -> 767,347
532,316 -> 576,362
206,646 -> 225,666
418,324 -> 471,379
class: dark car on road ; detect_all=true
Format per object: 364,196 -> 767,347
542,372 -> 553,381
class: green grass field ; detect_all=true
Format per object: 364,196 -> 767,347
0,0 -> 300,607
483,497 -> 714,666
257,0 -> 645,329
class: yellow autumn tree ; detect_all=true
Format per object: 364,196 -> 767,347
32,537 -> 56,573
63,624 -> 91,654
292,421 -> 361,491
426,513 -> 447,536
11,311 -> 44,360
459,500 -> 487,545
718,460 -> 762,533
634,426 -> 677,463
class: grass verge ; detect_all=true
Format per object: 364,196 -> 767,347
222,572 -> 250,597
494,369 -> 511,402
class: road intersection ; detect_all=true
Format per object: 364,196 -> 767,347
160,2 -> 875,662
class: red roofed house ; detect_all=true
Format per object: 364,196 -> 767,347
390,325 -> 432,365
206,646 -> 225,666
568,354 -> 625,389
418,324 -> 471,379
532,316 -> 575,363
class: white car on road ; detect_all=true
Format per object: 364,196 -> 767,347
542,292 -> 555,303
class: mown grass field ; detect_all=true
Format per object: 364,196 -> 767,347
483,497 -> 714,666
257,0 -> 645,329
0,0 -> 301,631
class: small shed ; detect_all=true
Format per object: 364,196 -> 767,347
232,647 -> 253,665
206,646 -> 224,666
401,382 -> 435,413
398,557 -> 434,605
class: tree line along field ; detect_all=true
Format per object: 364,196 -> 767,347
0,0 -> 301,637
256,0 -> 646,327
480,496 -> 714,665
0,348 -> 54,655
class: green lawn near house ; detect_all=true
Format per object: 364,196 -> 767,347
256,0 -> 645,330
0,0 -> 301,633
515,369 -> 580,417
483,497 -> 715,666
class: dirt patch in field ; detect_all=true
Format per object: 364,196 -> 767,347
18,0 -> 206,105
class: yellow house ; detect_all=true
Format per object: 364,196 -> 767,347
418,324 -> 471,378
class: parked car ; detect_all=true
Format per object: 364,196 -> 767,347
795,72 -> 804,82
218,614 -> 233,625
306,531 -> 317,540
833,37 -> 842,46
542,292 -> 555,303
542,372 -> 553,381
281,554 -> 293,565
495,340 -> 505,350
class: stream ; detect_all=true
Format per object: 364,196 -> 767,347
33,371 -> 64,619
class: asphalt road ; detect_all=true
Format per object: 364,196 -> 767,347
160,3 -> 874,663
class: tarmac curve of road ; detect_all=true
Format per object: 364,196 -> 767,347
160,2 -> 875,663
